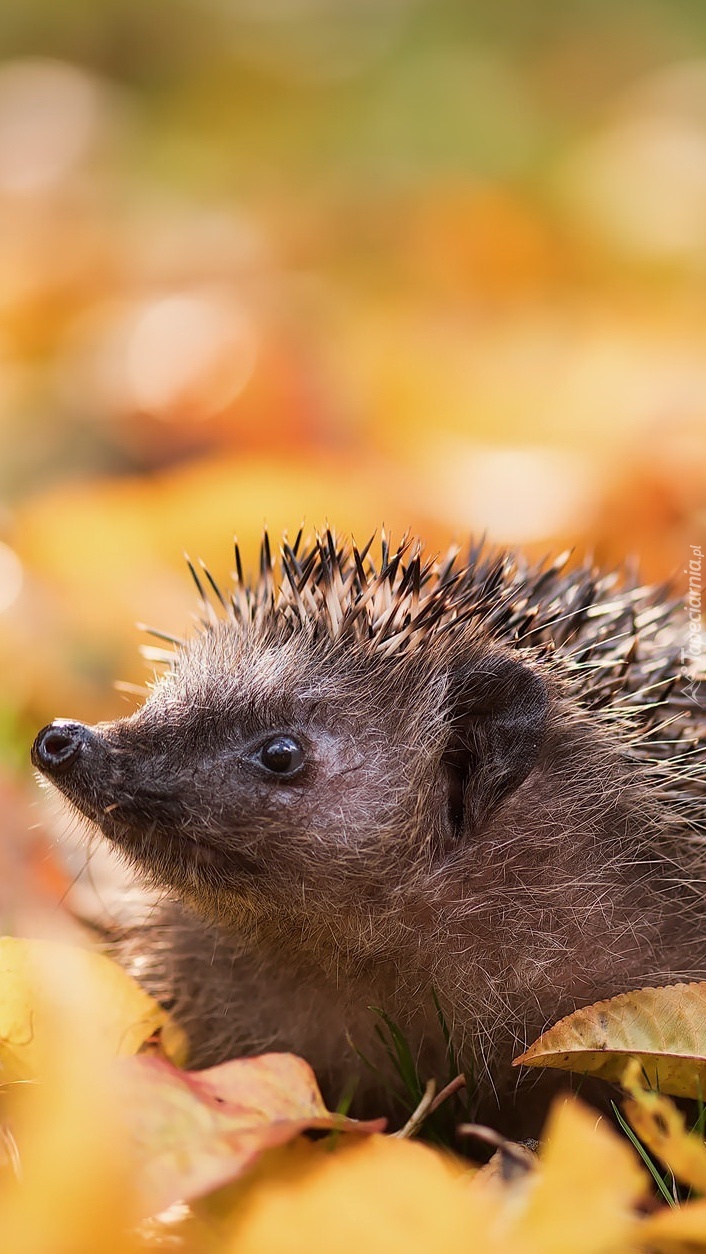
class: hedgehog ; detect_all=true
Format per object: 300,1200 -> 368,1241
31,530 -> 706,1133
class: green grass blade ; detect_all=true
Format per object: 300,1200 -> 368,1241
611,1101 -> 676,1207
370,1006 -> 424,1104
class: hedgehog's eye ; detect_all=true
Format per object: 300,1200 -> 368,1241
256,735 -> 305,778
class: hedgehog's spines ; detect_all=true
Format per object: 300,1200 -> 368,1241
200,562 -> 228,613
230,540 -> 251,625
352,542 -> 369,592
380,527 -> 390,570
324,528 -> 338,572
140,644 -> 179,666
281,544 -> 300,587
281,540 -> 302,582
356,532 -> 376,568
436,545 -> 460,587
280,551 -> 309,628
170,534 -> 701,788
261,531 -> 272,575
233,539 -> 244,585
296,546 -> 319,594
136,623 -> 185,649
185,555 -> 207,606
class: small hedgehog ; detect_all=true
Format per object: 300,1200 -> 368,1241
32,531 -> 705,1132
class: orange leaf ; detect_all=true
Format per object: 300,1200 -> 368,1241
118,1052 -> 385,1216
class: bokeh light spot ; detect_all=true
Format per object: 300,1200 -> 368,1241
561,59 -> 706,261
0,59 -> 104,195
125,289 -> 258,419
429,444 -> 599,545
0,541 -> 24,614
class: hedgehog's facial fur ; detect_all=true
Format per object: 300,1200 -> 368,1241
32,614 -> 552,935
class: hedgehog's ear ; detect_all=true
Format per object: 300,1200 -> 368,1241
442,652 -> 549,837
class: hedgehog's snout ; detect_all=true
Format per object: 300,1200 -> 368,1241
31,717 -> 110,779
32,718 -> 122,825
33,717 -> 125,786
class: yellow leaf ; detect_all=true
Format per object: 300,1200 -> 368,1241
640,1198 -> 706,1251
0,937 -> 186,1080
0,942 -> 144,1254
622,1058 -> 706,1194
214,1097 -> 646,1254
520,1098 -> 648,1254
463,1099 -> 646,1254
515,983 -> 706,1098
219,1134 -> 477,1254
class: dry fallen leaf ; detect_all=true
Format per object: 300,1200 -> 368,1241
118,1051 -> 386,1216
462,1124 -> 536,1201
0,937 -> 187,1081
514,983 -> 706,1098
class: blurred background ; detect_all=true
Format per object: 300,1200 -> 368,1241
1,0 -> 705,919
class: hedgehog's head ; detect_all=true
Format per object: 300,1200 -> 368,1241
31,536 -> 551,954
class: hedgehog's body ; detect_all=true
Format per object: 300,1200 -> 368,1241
33,534 -> 706,1131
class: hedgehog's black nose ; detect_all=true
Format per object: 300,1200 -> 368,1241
32,721 -> 88,773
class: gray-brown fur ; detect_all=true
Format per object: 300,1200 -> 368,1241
32,532 -> 706,1133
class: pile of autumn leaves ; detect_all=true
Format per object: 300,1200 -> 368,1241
2,942 -> 706,1252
